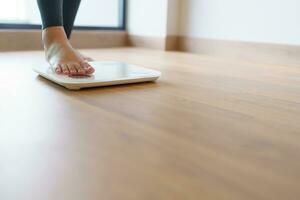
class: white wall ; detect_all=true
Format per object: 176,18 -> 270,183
127,0 -> 168,37
180,0 -> 300,45
167,0 -> 181,36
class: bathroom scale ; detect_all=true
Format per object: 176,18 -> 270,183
34,61 -> 161,90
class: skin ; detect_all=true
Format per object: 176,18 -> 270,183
43,26 -> 95,76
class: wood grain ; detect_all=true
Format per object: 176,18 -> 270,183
0,48 -> 300,200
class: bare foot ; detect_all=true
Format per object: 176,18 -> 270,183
42,26 -> 95,76
79,52 -> 94,62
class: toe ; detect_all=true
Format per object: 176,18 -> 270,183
61,64 -> 70,75
81,62 -> 95,74
55,64 -> 62,74
74,64 -> 86,76
68,64 -> 77,76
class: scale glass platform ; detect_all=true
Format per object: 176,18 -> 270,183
34,61 -> 161,90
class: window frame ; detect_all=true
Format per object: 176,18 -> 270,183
0,0 -> 126,30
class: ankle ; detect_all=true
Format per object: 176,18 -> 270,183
42,26 -> 69,48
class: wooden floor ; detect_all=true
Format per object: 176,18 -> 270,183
0,48 -> 300,200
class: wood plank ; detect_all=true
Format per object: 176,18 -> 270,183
0,48 -> 299,200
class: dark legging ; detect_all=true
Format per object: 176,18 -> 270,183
37,0 -> 81,39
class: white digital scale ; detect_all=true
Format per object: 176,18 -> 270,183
34,61 -> 161,90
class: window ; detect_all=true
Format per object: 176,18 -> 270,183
0,0 -> 126,30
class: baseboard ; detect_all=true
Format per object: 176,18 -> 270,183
128,34 -> 300,66
127,35 -> 181,51
71,31 -> 127,49
127,35 -> 166,50
166,35 -> 179,51
1,30 -> 299,66
0,30 -> 127,51
177,37 -> 300,66
0,30 -> 42,51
